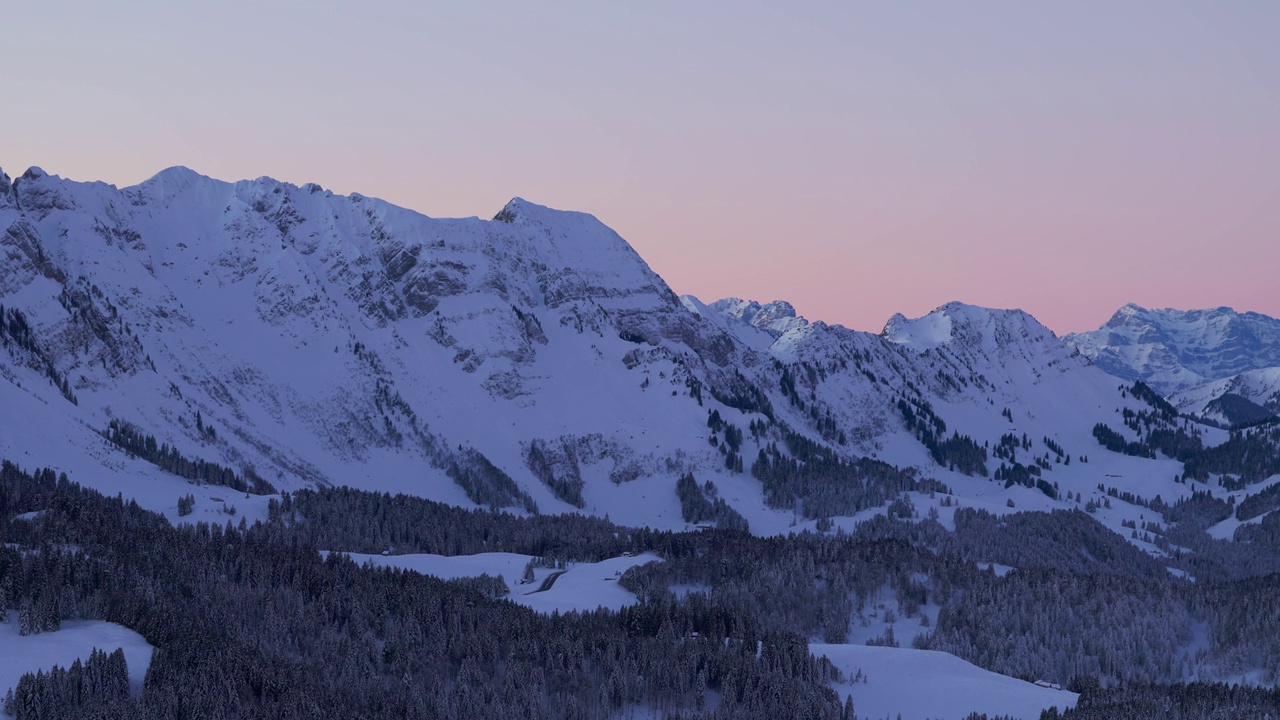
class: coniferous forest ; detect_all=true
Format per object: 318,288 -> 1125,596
4,461 -> 1280,719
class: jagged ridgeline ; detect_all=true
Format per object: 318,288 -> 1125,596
1066,305 -> 1280,395
3,164 -> 1280,553
2,163 -> 1256,538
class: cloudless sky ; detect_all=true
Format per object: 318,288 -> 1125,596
4,1 -> 1277,333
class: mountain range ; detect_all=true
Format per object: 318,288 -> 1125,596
2,165 -> 1278,546
1065,303 -> 1280,395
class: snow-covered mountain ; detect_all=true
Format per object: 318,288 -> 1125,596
691,296 -> 1195,537
703,298 -> 808,338
0,165 -> 1259,545
0,165 -> 778,527
1065,304 -> 1280,395
1169,367 -> 1280,428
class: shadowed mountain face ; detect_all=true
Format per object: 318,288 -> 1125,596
1066,304 -> 1280,395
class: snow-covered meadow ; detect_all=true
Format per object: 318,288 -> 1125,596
813,643 -> 1078,720
0,612 -> 153,715
323,550 -> 662,614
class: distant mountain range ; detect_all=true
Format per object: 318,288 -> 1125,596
2,164 -> 1278,545
1065,303 -> 1280,395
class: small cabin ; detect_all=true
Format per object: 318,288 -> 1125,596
1033,680 -> 1063,690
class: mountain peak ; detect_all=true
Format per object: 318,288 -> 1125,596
130,166 -> 222,206
147,165 -> 204,182
705,297 -> 808,338
1105,303 -> 1148,328
491,197 -> 616,229
493,196 -> 539,224
883,302 -> 1053,353
1066,305 -> 1280,393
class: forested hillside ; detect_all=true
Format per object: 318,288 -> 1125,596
5,462 -> 1280,718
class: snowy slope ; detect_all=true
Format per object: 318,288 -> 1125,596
1169,367 -> 1280,426
813,643 -> 1078,720
700,298 -> 1198,546
0,164 -> 1243,547
0,165 -> 770,530
1066,304 -> 1280,394
878,303 -> 1195,535
0,611 -> 154,709
323,550 -> 660,613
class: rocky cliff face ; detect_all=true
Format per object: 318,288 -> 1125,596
1066,304 -> 1280,394
0,165 -> 1255,539
0,166 -> 763,520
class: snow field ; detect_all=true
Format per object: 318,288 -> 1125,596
322,551 -> 663,614
812,643 -> 1078,720
0,611 -> 153,715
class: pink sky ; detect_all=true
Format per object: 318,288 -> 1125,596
3,2 -> 1277,334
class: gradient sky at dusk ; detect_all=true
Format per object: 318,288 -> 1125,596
4,2 -> 1277,334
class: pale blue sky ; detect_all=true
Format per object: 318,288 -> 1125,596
4,2 -> 1278,332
